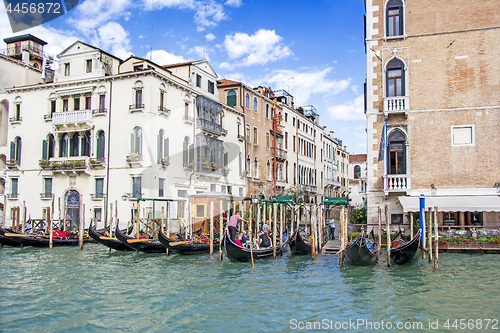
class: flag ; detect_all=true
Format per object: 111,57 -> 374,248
378,120 -> 387,162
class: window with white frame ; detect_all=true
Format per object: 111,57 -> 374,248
130,126 -> 143,155
253,127 -> 258,145
386,0 -> 404,37
451,125 -> 475,146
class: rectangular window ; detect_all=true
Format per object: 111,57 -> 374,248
452,125 -> 475,146
11,178 -> 18,197
239,187 -> 243,197
64,63 -> 70,76
133,65 -> 144,71
63,99 -> 68,111
391,214 -> 403,225
293,135 -> 296,152
208,80 -> 214,94
96,178 -> 104,198
444,212 -> 455,226
185,103 -> 189,117
135,89 -> 142,106
387,68 -> 403,97
50,100 -> 56,115
159,178 -> 165,197
210,184 -> 217,192
86,59 -> 92,73
285,132 -> 288,149
74,98 -> 80,111
94,208 -> 102,222
227,186 -> 232,195
85,96 -> 91,110
253,127 -> 258,145
266,132 -> 270,149
388,8 -> 401,37
160,91 -> 164,109
293,117 -> 295,126
285,113 -> 288,122
132,177 -> 141,198
44,178 -> 52,197
99,94 -> 105,111
196,74 -> 202,88
246,124 -> 250,142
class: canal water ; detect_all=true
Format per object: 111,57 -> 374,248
1,244 -> 499,332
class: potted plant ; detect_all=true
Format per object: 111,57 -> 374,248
161,156 -> 170,166
127,152 -> 141,162
185,162 -> 195,169
222,166 -> 230,175
202,156 -> 210,169
39,159 -> 50,168
210,162 -> 218,171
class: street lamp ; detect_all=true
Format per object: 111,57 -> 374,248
122,194 -> 129,201
258,182 -> 264,195
431,184 -> 437,196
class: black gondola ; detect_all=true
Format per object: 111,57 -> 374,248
224,231 -> 280,262
158,228 -> 219,255
343,230 -> 379,265
390,229 -> 421,265
88,221 -> 134,251
289,231 -> 312,255
0,226 -> 95,247
0,228 -> 21,247
115,223 -> 166,253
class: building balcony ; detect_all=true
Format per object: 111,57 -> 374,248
46,158 -> 88,173
91,193 -> 105,200
383,96 -> 409,116
384,174 -> 411,194
324,178 -> 341,189
7,193 -> 19,199
92,108 -> 107,116
9,116 -> 22,124
89,158 -> 105,169
197,118 -> 222,136
129,104 -> 145,112
221,128 -> 228,136
52,110 -> 92,130
158,106 -> 171,116
237,134 -> 244,142
6,160 -> 19,169
126,154 -> 143,165
183,115 -> 194,124
271,148 -> 287,162
40,192 -> 52,200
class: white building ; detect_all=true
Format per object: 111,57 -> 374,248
348,154 -> 367,208
0,39 -> 244,230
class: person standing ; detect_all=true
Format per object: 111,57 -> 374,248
328,219 -> 336,240
228,210 -> 247,242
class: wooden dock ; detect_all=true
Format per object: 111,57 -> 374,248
322,239 -> 341,254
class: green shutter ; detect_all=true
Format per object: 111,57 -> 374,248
157,133 -> 161,164
189,144 -> 194,164
130,133 -> 134,153
42,140 -> 47,160
10,141 -> 15,160
164,137 -> 169,157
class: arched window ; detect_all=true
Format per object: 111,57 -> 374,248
227,91 -> 237,106
386,58 -> 405,97
96,130 -> 105,160
157,129 -> 169,164
70,132 -> 79,157
130,126 -> 142,155
266,161 -> 271,181
60,134 -> 69,157
354,165 -> 361,179
42,134 -> 55,160
245,93 -> 250,108
81,131 -> 91,157
386,0 -> 404,37
246,155 -> 251,176
388,130 -> 406,174
253,97 -> 257,111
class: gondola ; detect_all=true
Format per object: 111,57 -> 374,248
115,223 -> 166,253
88,221 -> 134,251
0,226 -> 95,247
224,231 -> 280,262
390,229 -> 421,265
343,230 -> 379,265
0,228 -> 22,247
158,228 -> 219,255
289,231 -> 312,255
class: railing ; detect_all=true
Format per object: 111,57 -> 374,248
6,160 -> 19,169
40,193 -> 52,199
221,129 -> 228,136
128,192 -> 143,199
53,110 -> 92,125
384,174 -> 411,192
7,193 -> 19,199
384,96 -> 409,114
91,193 -> 105,200
158,106 -> 171,116
237,134 -> 244,142
271,148 -> 287,161
197,118 -> 222,136
183,115 -> 194,123
324,178 -> 341,188
92,108 -> 107,115
129,104 -> 145,111
9,116 -> 22,123
126,155 -> 143,164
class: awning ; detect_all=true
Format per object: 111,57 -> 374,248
398,195 -> 500,212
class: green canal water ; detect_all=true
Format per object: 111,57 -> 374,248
1,244 -> 500,333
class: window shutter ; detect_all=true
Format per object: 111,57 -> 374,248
97,133 -> 105,158
189,144 -> 194,164
157,133 -> 161,164
42,140 -> 48,160
164,137 -> 169,157
130,133 -> 134,153
10,141 -> 15,160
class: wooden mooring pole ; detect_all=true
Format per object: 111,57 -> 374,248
311,205 -> 316,260
273,203 -> 277,258
219,200 -> 224,261
434,207 -> 439,269
428,207 -> 433,263
249,201 -> 254,268
210,201 -> 214,255
338,206 -> 345,265
378,207 -> 382,255
385,205 -> 391,267
48,207 -> 53,249
79,203 -> 85,250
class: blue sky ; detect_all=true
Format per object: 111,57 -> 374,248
0,0 -> 367,154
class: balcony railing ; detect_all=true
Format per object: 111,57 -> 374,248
183,115 -> 194,123
53,110 -> 92,126
384,96 -> 409,115
92,108 -> 107,115
271,148 -> 287,161
129,104 -> 145,112
237,134 -> 244,142
9,116 -> 22,123
158,106 -> 171,116
7,193 -> 19,199
91,193 -> 105,200
324,178 -> 341,188
221,129 -> 228,136
384,174 -> 411,193
197,118 -> 222,136
40,192 -> 52,199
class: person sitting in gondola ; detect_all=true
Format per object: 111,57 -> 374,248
258,231 -> 271,248
262,221 -> 270,233
241,230 -> 249,244
235,233 -> 243,247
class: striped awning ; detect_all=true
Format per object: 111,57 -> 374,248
398,195 -> 500,212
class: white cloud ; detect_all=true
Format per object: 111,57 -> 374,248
205,33 -> 216,41
327,95 -> 365,121
221,29 -> 292,68
225,0 -> 242,7
145,49 -> 186,65
260,68 -> 351,105
95,22 -> 132,59
66,0 -> 133,34
194,1 -> 227,32
188,46 -> 209,61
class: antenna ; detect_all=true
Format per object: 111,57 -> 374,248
150,0 -> 154,61
203,2 -> 208,60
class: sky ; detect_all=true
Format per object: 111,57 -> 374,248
0,0 -> 367,155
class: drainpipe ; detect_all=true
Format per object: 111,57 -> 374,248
104,80 -> 113,228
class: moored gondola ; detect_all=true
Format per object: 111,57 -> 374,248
158,228 -> 219,255
390,229 -> 421,265
88,221 -> 134,251
0,228 -> 22,247
224,231 -> 279,262
289,231 -> 312,255
343,230 -> 379,265
115,222 -> 166,253
0,226 -> 95,247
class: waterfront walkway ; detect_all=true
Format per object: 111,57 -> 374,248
322,239 -> 341,254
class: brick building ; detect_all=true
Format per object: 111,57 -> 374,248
365,0 -> 500,228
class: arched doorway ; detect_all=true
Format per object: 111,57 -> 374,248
64,189 -> 80,231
